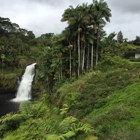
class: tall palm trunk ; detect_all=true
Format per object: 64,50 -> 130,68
86,44 -> 89,72
91,25 -> 95,69
59,56 -> 63,80
96,24 -> 99,66
82,43 -> 86,71
69,49 -> 72,78
95,44 -> 98,66
73,38 -> 77,75
77,31 -> 81,77
61,58 -> 63,79
91,44 -> 94,69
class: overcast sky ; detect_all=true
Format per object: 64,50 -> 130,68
0,0 -> 140,41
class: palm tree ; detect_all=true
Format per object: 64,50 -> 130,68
92,0 -> 112,66
61,6 -> 80,77
62,27 -> 74,78
61,1 -> 111,75
61,4 -> 92,77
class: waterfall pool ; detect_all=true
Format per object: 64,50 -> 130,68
0,92 -> 20,117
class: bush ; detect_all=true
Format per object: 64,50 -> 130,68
96,55 -> 129,71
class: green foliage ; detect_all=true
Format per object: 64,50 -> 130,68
42,116 -> 94,140
19,101 -> 32,113
20,101 -> 49,118
0,16 -> 40,69
0,73 -> 17,91
117,31 -> 123,43
133,36 -> 140,46
0,112 -> 26,136
105,127 -> 140,140
0,95 -> 95,140
96,55 -> 130,71
60,104 -> 69,116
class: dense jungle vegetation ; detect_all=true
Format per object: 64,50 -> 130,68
1,0 -> 140,139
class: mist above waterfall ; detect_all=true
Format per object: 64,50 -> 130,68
12,63 -> 37,102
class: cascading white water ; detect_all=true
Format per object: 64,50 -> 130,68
12,63 -> 37,102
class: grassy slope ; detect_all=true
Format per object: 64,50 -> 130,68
54,57 -> 140,140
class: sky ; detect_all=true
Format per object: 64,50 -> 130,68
0,0 -> 140,41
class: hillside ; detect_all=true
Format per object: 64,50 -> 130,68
51,56 -> 140,140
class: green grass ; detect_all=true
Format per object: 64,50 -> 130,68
53,58 -> 140,140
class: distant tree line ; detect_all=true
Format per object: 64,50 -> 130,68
0,17 -> 36,68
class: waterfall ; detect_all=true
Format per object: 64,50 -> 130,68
12,63 -> 37,102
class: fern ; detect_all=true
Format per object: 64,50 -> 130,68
71,135 -> 86,140
70,122 -> 93,133
37,118 -> 57,134
43,134 -> 65,140
0,100 -> 96,140
19,101 -> 49,118
19,101 -> 32,113
69,121 -> 93,140
60,104 -> 69,116
0,112 -> 27,138
61,131 -> 75,138
44,131 -> 75,140
0,112 -> 26,125
84,135 -> 98,140
30,103 -> 48,118
58,116 -> 77,133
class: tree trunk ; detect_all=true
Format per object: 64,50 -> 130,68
91,44 -> 94,69
82,43 -> 86,71
86,44 -> 89,72
78,32 -> 80,77
73,39 -> 76,76
69,49 -> 72,78
96,24 -> 99,66
60,56 -> 63,80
